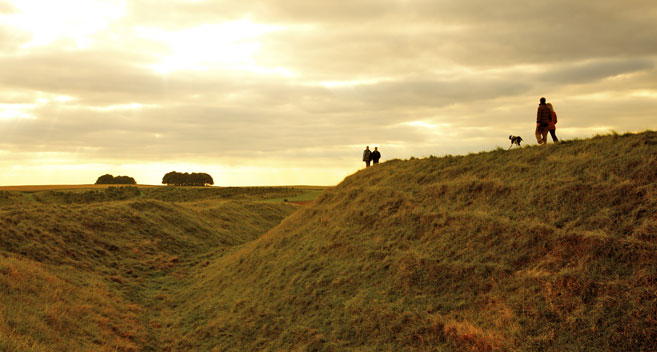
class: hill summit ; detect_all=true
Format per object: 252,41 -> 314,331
171,131 -> 657,351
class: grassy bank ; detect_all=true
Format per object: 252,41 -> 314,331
0,187 -> 304,351
170,131 -> 657,351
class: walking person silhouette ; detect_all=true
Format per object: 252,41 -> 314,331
536,97 -> 551,145
371,147 -> 381,165
362,146 -> 371,168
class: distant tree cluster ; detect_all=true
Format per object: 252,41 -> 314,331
95,174 -> 137,185
162,171 -> 214,186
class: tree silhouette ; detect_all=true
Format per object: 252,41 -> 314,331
96,174 -> 114,184
95,174 -> 137,185
162,171 -> 214,186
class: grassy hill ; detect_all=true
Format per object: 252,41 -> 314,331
167,131 -> 657,351
2,132 -> 657,351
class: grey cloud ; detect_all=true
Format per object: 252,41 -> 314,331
250,0 -> 657,78
0,48 -> 294,105
0,99 -> 431,161
250,0 -> 392,22
120,0 -> 657,73
542,58 -> 655,85
353,78 -> 532,109
124,0 -> 656,29
123,0 -> 395,28
290,76 -> 533,119
414,0 -> 657,65
113,0 -> 657,80
0,50 -> 161,102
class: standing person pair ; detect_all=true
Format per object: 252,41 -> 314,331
362,146 -> 381,168
536,97 -> 559,145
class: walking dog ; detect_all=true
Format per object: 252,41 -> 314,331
509,135 -> 523,149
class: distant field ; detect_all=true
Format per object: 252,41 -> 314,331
0,184 -> 326,206
283,185 -> 329,190
0,184 -> 329,192
0,184 -> 159,192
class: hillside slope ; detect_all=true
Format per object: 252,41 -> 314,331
0,189 -> 300,351
171,132 -> 657,351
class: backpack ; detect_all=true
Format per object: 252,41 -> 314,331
537,105 -> 551,127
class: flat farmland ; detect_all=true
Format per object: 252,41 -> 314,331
0,184 -> 328,192
0,184 -> 160,192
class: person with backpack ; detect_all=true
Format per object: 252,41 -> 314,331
362,146 -> 372,168
547,102 -> 558,143
536,97 -> 551,145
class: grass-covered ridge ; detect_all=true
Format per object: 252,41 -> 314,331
2,132 -> 656,351
171,131 -> 657,351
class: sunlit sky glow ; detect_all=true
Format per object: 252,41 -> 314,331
1,0 -> 656,186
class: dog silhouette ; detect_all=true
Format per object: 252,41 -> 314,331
509,135 -> 523,149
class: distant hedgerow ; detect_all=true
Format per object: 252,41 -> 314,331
34,186 -> 141,204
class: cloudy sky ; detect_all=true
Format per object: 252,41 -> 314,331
1,0 -> 656,186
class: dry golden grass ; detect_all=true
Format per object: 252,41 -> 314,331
164,131 -> 657,351
0,256 -> 142,351
0,187 -> 308,351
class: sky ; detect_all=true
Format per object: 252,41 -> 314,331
1,0 -> 656,186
